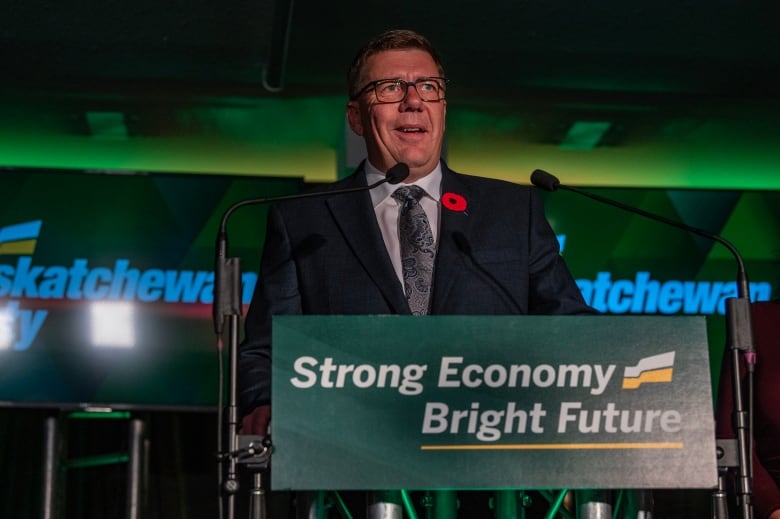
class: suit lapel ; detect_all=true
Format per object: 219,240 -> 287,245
431,168 -> 475,312
326,170 -> 410,314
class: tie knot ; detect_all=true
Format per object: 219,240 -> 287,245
392,185 -> 426,203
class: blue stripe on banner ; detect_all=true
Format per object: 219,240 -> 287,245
0,220 -> 42,244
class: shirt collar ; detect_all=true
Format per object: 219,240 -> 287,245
365,160 -> 443,208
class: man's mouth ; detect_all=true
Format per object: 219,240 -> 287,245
398,126 -> 425,133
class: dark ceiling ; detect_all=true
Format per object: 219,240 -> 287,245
4,0 -> 779,99
1,0 -> 779,176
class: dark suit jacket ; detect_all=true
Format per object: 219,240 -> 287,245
238,162 -> 594,413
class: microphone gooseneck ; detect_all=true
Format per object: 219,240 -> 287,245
214,162 -> 409,334
451,231 -> 525,314
213,162 -> 410,519
530,169 -> 750,302
532,168 -> 755,519
216,155 -> 405,337
218,162 -> 410,240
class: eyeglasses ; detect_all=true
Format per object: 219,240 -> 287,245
351,77 -> 449,103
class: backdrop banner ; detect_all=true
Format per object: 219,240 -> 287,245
271,315 -> 717,490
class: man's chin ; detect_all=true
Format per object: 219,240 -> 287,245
373,148 -> 437,175
393,152 -> 436,170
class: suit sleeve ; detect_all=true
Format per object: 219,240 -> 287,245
526,188 -> 596,315
238,204 -> 302,417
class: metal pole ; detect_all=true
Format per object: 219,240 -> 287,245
249,472 -> 266,519
367,491 -> 403,519
577,490 -> 612,519
126,418 -> 146,519
41,416 -> 60,519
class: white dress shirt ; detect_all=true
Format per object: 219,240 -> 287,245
365,161 -> 442,289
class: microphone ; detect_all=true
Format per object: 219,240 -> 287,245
213,162 -> 409,519
531,168 -> 753,356
530,169 -> 751,303
451,231 -> 524,314
531,168 -> 755,518
213,162 -> 409,334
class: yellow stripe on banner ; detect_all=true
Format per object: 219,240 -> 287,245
420,442 -> 684,451
622,367 -> 674,389
0,239 -> 37,255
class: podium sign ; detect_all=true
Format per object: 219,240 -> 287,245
271,315 -> 717,490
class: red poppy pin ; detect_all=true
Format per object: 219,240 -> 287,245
442,192 -> 468,212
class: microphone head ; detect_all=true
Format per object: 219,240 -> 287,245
386,163 -> 410,184
530,169 -> 560,192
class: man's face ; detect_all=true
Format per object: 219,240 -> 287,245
347,49 -> 446,182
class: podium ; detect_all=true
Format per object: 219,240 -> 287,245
270,315 -> 717,492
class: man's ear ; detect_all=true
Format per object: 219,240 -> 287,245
346,101 -> 363,136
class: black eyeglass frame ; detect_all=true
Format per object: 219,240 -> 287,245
349,77 -> 450,103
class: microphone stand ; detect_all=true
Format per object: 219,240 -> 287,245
213,164 -> 410,519
213,222 -> 270,519
530,170 -> 755,519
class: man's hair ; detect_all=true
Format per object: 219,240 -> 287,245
347,29 -> 445,98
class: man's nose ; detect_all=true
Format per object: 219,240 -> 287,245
400,83 -> 423,109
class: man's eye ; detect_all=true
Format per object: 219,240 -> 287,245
379,81 -> 402,93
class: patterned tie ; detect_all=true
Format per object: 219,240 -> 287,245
392,185 -> 436,315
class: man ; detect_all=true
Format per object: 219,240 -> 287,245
238,28 -> 594,516
239,27 -> 592,431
